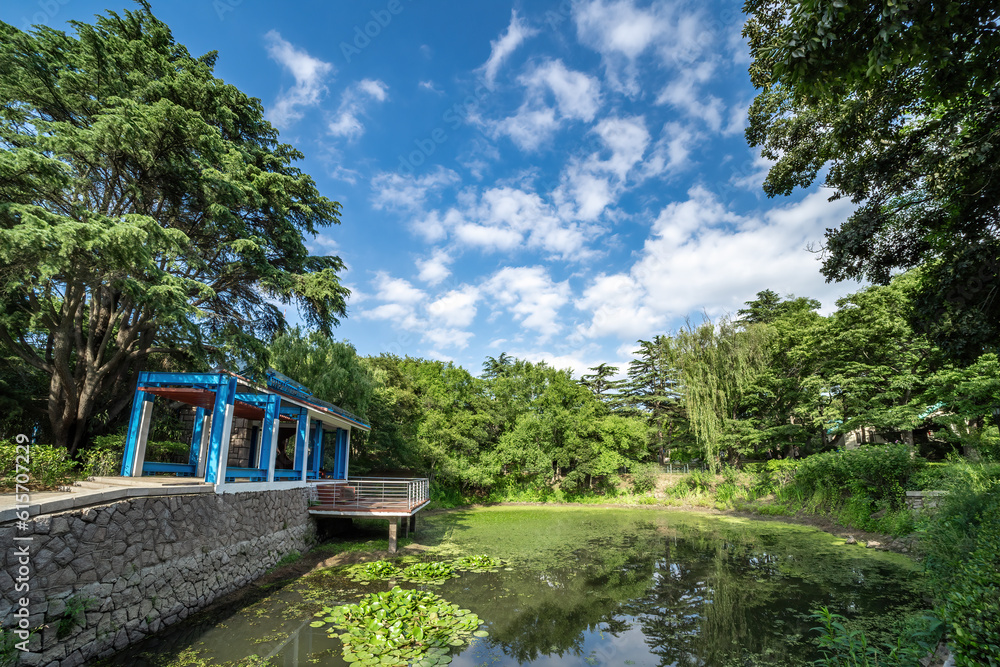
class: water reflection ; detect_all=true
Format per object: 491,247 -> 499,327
95,509 -> 922,667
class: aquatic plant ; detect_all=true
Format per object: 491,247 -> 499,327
345,560 -> 402,583
451,555 -> 506,572
311,586 -> 487,666
400,561 -> 456,584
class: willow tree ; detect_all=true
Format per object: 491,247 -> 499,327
0,6 -> 349,452
671,318 -> 772,471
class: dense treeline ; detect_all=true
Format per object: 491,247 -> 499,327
3,268 -> 996,490
265,268 -> 999,495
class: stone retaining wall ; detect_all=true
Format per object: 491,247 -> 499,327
905,490 -> 948,512
1,489 -> 314,667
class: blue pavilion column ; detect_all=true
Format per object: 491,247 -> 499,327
121,372 -> 154,477
189,407 -> 206,468
260,394 -> 281,483
293,408 -> 309,482
204,376 -> 238,486
333,428 -> 351,480
309,421 -> 324,478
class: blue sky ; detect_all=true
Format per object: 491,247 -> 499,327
3,0 -> 863,377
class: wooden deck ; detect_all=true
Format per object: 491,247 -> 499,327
307,478 -> 430,518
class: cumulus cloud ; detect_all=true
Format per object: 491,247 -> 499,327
479,10 -> 538,89
489,60 -> 602,151
329,79 -> 389,140
574,187 -> 863,339
264,31 -> 333,128
573,0 -> 709,94
553,115 -> 650,220
483,266 -> 570,340
370,167 -> 461,212
427,286 -> 480,328
416,249 -> 454,286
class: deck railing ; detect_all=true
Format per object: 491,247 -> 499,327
309,477 -> 430,514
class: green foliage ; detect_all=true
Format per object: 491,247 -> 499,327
942,503 -> 1000,666
344,560 -> 401,583
744,0 -> 1000,357
452,555 -> 505,572
0,6 -> 348,451
57,596 -> 95,640
401,561 -> 457,584
630,463 -> 659,494
810,607 -> 943,667
794,445 -> 924,510
0,440 -> 77,490
310,586 -> 485,666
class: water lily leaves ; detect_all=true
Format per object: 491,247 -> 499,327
315,586 -> 487,666
309,620 -> 326,627
451,555 -> 507,572
472,630 -> 489,638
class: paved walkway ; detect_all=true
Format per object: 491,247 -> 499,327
0,476 -> 214,523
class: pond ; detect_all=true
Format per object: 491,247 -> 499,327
98,507 -> 925,667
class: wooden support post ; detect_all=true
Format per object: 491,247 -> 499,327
403,516 -> 409,538
409,514 -> 416,535
388,518 -> 398,554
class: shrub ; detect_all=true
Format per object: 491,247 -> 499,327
0,440 -> 78,490
793,444 -> 924,510
630,463 -> 659,494
943,512 -> 1000,666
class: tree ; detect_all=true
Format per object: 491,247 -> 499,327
269,330 -> 375,420
579,362 -> 625,408
744,0 -> 1000,358
671,318 -> 772,470
819,272 -> 941,447
0,7 -> 348,452
623,336 -> 689,463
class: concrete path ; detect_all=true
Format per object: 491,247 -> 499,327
0,476 -> 214,523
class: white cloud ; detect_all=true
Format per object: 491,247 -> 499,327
483,266 -> 570,340
479,10 -> 538,89
419,80 -> 444,94
329,79 -> 389,140
373,272 -> 426,304
575,273 -> 665,338
520,60 -> 602,122
553,115 -> 650,220
491,106 -> 559,151
573,0 -> 711,94
416,249 -> 454,285
573,187 -> 863,341
264,31 -> 333,128
489,60 -> 602,151
427,286 -> 480,327
370,167 -> 461,212
424,328 -> 474,350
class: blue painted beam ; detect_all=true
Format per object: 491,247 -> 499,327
142,462 -> 196,476
121,372 -> 151,477
142,372 -> 229,386
204,375 -> 238,485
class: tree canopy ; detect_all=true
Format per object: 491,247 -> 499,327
0,6 -> 348,451
743,0 -> 1000,358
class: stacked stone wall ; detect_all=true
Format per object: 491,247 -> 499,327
0,489 -> 314,667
